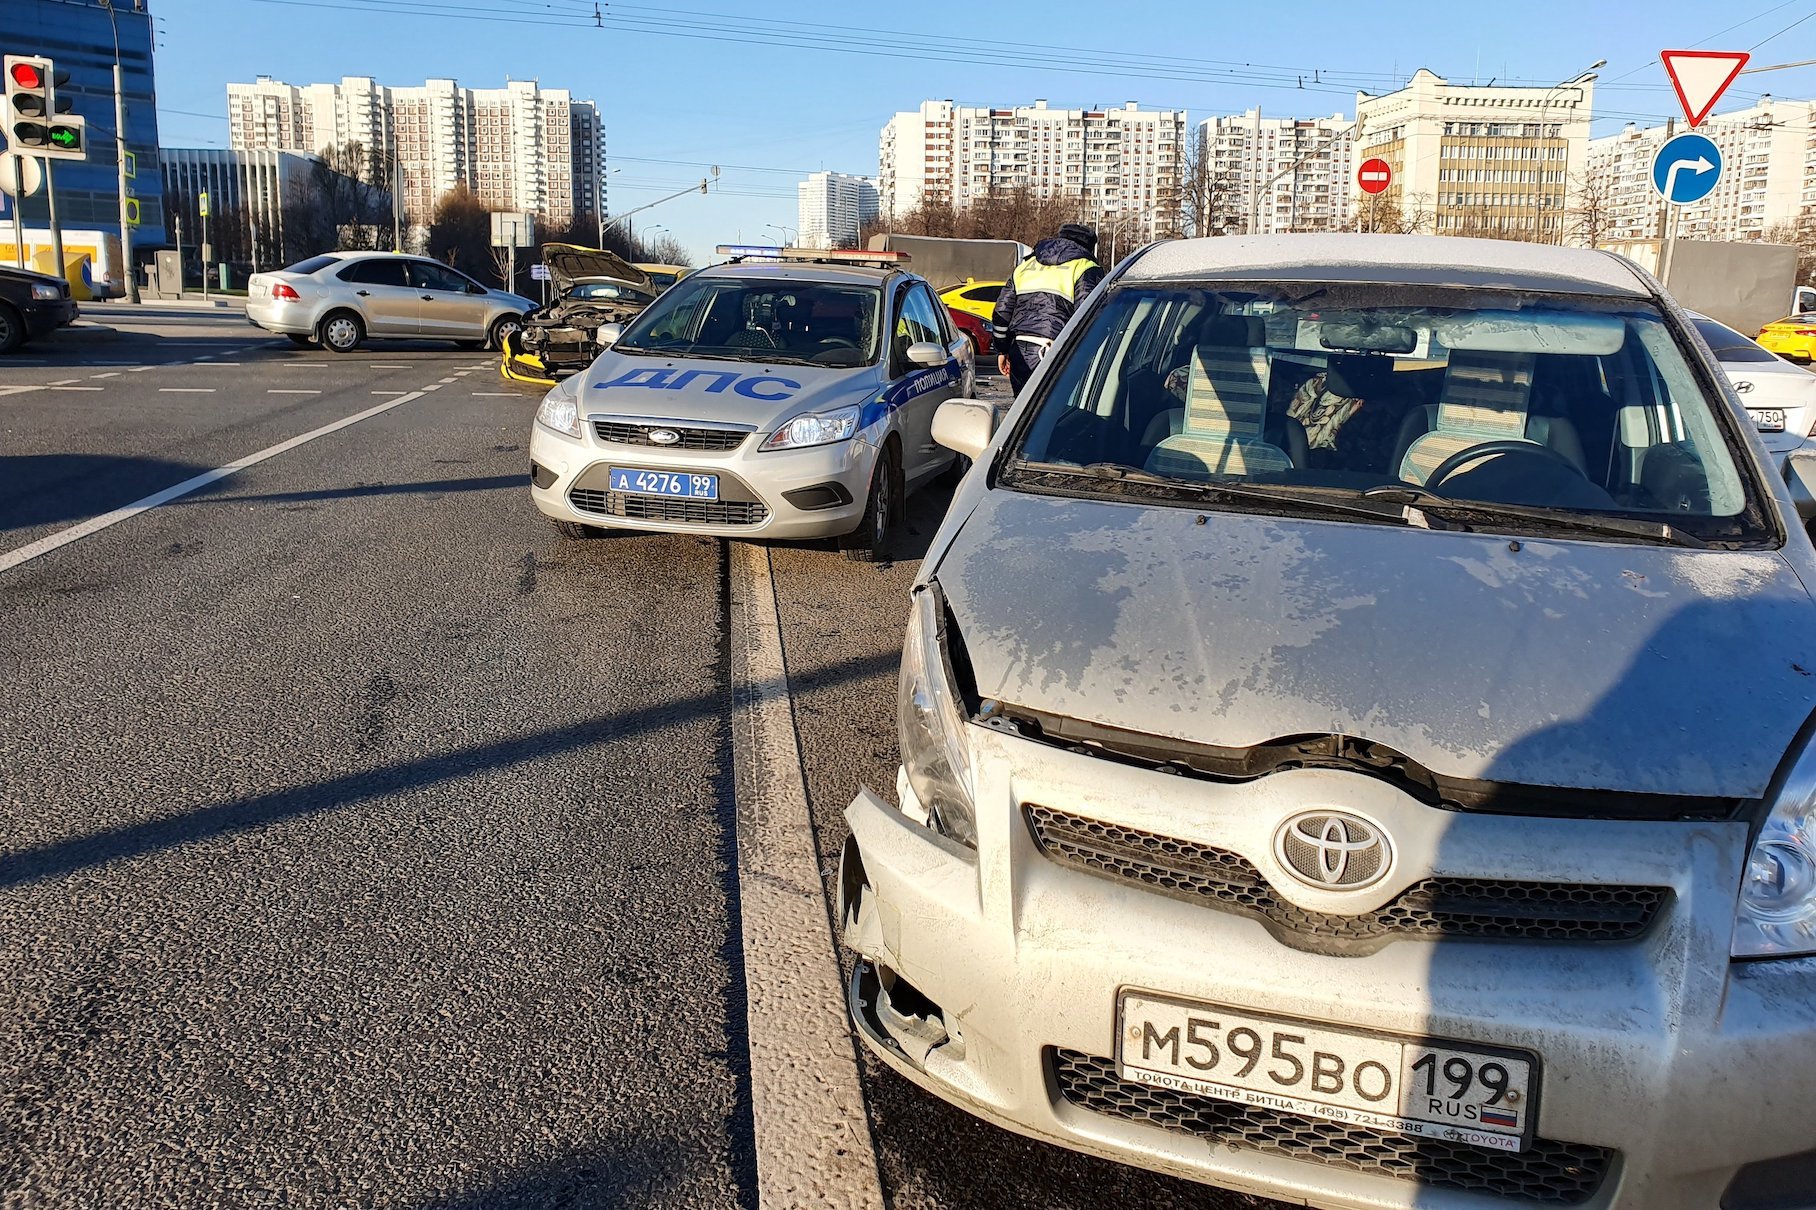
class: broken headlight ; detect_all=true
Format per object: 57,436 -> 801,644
1736,733 -> 1816,959
897,582 -> 977,848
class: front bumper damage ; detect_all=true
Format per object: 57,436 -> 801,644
838,723 -> 1816,1210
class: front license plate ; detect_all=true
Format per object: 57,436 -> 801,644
1117,992 -> 1537,1153
1750,408 -> 1787,433
608,467 -> 718,500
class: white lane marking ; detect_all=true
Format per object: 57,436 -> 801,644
728,542 -> 885,1210
370,390 -> 408,396
0,387 -> 432,575
91,372 -> 122,379
195,361 -> 243,367
268,389 -> 321,395
369,364 -> 412,369
48,378 -> 80,386
51,386 -> 103,392
128,366 -> 158,372
420,384 -> 441,391
470,392 -> 515,397
0,385 -> 40,397
438,377 -> 458,384
158,388 -> 216,393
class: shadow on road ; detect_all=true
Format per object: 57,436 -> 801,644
0,454 -> 223,534
411,1140 -> 696,1210
215,474 -> 525,505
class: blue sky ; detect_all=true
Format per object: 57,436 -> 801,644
147,0 -> 1816,262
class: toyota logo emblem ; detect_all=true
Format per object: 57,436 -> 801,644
1734,380 -> 1754,394
648,428 -> 682,445
1274,810 -> 1392,890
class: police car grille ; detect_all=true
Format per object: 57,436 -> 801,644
592,421 -> 748,451
1050,1049 -> 1613,1205
568,488 -> 768,526
1024,805 -> 1667,946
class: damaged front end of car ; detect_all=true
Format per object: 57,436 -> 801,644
501,244 -> 655,385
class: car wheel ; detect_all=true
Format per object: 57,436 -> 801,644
840,442 -> 902,563
488,314 -> 525,352
0,302 -> 23,354
285,333 -> 314,348
319,311 -> 364,353
552,519 -> 607,540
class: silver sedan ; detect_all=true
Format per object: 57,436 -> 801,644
247,252 -> 536,353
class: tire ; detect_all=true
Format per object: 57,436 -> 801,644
286,333 -> 314,348
0,302 -> 23,354
840,442 -> 902,563
318,310 -> 364,353
552,519 -> 607,540
488,314 -> 526,352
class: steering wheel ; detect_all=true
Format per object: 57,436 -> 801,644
1427,439 -> 1580,490
817,336 -> 859,349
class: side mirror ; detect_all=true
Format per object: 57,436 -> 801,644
596,322 -> 623,348
906,341 -> 946,368
932,398 -> 996,461
1787,450 -> 1816,524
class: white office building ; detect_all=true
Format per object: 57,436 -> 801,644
796,171 -> 879,249
1586,97 -> 1815,244
879,99 -> 1186,240
1196,110 -> 1354,235
227,75 -> 606,231
1354,69 -> 1594,240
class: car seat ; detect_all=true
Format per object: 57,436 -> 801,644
1391,354 -> 1591,482
1145,316 -> 1296,479
1397,350 -> 1540,485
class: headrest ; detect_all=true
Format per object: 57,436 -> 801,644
1200,314 -> 1265,349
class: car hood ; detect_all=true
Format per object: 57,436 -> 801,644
574,351 -> 880,431
0,264 -> 65,288
543,244 -> 649,294
936,491 -> 1816,799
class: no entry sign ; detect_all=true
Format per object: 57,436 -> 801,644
1358,157 -> 1392,195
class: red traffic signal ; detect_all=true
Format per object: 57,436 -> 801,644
8,61 -> 42,90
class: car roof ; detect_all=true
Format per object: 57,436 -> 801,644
690,260 -> 910,287
1124,234 -> 1654,298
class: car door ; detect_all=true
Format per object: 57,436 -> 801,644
409,260 -> 490,340
335,257 -> 419,335
890,281 -> 960,483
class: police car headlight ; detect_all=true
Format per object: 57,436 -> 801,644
897,582 -> 977,848
535,380 -> 583,439
759,405 -> 860,451
1735,734 -> 1816,959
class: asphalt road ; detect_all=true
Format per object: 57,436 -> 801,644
0,309 -> 1266,1209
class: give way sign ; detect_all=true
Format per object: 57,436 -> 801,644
1660,50 -> 1750,128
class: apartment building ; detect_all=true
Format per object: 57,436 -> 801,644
879,99 -> 1186,240
1354,69 -> 1594,240
796,171 -> 880,249
227,75 -> 606,231
1587,98 -> 1814,244
1197,110 -> 1354,235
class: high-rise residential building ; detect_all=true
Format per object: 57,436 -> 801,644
796,171 -> 879,248
1195,110 -> 1354,235
1354,69 -> 1594,241
1,0 -> 167,265
879,99 -> 1186,240
226,75 -> 606,231
1586,98 -> 1815,245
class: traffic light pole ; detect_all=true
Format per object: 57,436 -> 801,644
115,61 -> 136,303
43,75 -> 64,284
9,157 -> 24,270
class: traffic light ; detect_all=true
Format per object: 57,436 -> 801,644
4,54 -> 86,162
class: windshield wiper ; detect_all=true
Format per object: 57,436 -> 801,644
1015,461 -> 1442,528
1363,485 -> 1709,548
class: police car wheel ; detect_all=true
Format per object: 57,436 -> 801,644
551,519 -> 607,540
840,444 -> 901,563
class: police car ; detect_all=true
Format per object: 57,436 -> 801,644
529,246 -> 975,560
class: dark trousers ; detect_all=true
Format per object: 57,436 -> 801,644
1006,338 -> 1048,392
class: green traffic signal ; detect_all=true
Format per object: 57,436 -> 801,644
49,125 -> 79,149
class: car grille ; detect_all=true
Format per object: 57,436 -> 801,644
592,420 -> 748,451
1025,805 -> 1667,945
1052,1049 -> 1614,1205
568,488 -> 768,526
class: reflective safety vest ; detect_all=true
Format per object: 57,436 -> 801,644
1010,255 -> 1096,303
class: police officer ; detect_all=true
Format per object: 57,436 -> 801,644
991,223 -> 1104,391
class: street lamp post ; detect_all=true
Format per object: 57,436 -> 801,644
100,0 -> 139,303
1536,60 -> 1603,245
765,223 -> 797,246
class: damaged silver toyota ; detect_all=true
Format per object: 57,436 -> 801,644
839,234 -> 1816,1210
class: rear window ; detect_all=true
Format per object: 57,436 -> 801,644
1693,317 -> 1778,364
1008,281 -> 1772,545
283,255 -> 339,275
964,284 -> 1002,303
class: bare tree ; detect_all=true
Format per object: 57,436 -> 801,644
1181,126 -> 1240,238
425,186 -> 496,284
645,233 -> 693,267
1565,164 -> 1616,248
1766,214 -> 1816,287
1357,191 -> 1433,235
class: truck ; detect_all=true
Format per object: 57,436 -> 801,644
1599,237 -> 1809,337
0,227 -> 126,301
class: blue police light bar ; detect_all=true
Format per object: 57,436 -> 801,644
715,245 -> 913,265
715,244 -> 786,258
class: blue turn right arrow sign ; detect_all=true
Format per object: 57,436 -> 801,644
1652,133 -> 1722,206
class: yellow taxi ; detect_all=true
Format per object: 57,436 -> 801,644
938,278 -> 1005,322
1758,315 -> 1816,364
633,263 -> 691,292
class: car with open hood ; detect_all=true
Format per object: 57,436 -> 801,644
527,246 -> 974,560
839,233 -> 1816,1209
501,245 -> 658,384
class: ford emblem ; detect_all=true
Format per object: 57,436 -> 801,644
648,428 -> 682,445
